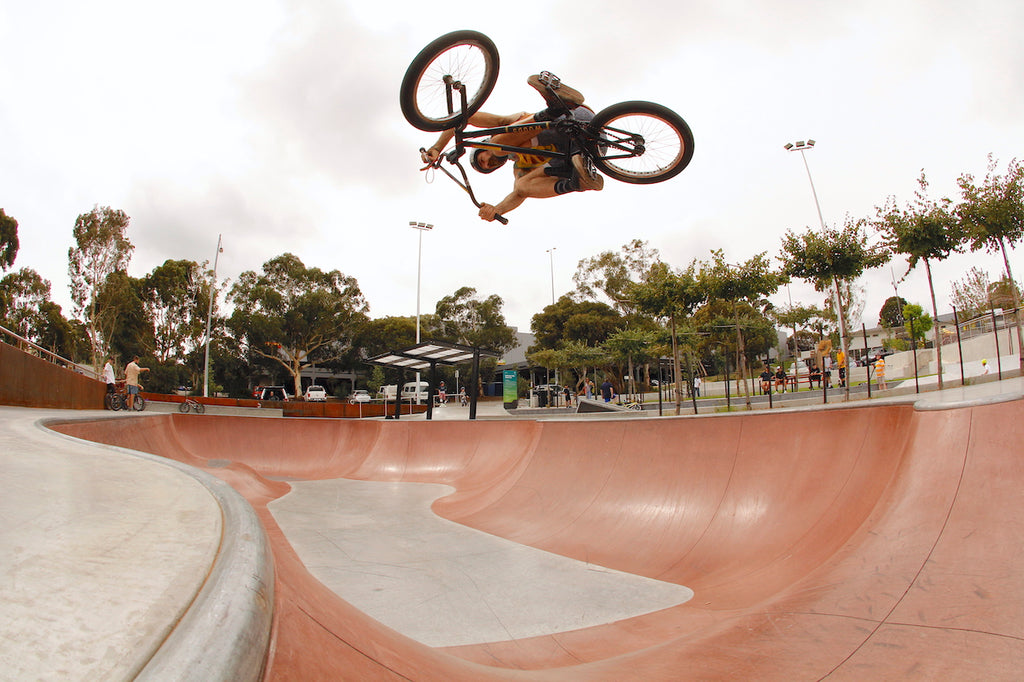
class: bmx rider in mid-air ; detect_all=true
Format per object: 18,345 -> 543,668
419,73 -> 604,222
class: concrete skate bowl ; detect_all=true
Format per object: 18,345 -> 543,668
52,398 -> 1024,680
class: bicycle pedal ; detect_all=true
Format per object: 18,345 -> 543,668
538,70 -> 561,89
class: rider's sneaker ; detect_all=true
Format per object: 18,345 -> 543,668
572,153 -> 604,191
529,72 -> 584,111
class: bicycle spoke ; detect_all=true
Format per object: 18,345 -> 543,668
414,45 -> 490,122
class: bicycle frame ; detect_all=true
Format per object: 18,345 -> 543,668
423,79 -> 645,223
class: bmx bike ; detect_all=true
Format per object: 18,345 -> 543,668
178,397 -> 206,414
401,30 -> 695,224
104,381 -> 146,411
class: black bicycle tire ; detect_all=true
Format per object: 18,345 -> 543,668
195,402 -> 206,414
586,101 -> 694,184
179,401 -> 190,413
400,30 -> 500,132
133,395 -> 146,411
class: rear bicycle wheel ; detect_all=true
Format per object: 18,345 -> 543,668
194,401 -> 205,414
586,101 -> 694,184
178,401 -> 191,413
400,30 -> 499,132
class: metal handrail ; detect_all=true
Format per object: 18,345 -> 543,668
0,324 -> 99,380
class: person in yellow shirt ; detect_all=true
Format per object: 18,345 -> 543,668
836,350 -> 847,388
875,355 -> 887,389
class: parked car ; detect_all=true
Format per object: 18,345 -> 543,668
349,389 -> 371,404
401,381 -> 429,402
257,386 -> 288,401
304,385 -> 328,402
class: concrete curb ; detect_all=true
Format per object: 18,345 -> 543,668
41,418 -> 275,682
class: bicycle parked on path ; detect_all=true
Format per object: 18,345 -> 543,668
401,30 -> 694,224
178,397 -> 206,414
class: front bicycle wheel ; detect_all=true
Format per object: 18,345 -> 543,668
133,395 -> 146,412
586,101 -> 694,184
400,30 -> 499,132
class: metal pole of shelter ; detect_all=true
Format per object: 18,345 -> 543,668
469,349 -> 480,420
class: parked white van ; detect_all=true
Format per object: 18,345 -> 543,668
401,381 -> 430,402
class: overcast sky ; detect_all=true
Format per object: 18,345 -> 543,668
2,1 -> 1022,335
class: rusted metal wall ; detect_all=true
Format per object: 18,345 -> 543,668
0,341 -> 105,409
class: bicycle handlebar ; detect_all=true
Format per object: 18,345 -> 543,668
419,147 -> 508,225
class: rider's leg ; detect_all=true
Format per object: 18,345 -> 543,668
485,113 -> 541,161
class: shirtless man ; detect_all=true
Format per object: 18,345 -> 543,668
420,73 -> 604,222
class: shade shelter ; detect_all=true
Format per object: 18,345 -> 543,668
366,340 -> 500,420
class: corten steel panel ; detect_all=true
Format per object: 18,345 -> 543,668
0,341 -> 104,409
51,399 -> 1024,680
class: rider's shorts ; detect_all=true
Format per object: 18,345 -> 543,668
127,384 -> 140,395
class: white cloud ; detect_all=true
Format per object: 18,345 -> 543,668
1,0 -> 1021,333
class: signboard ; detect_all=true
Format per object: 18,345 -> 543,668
502,369 -> 518,409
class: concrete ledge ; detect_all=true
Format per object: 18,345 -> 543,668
42,417 -> 275,682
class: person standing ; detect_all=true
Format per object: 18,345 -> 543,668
693,375 -> 701,397
102,356 -> 116,407
836,350 -> 847,388
124,355 -> 150,410
600,378 -> 614,403
875,355 -> 887,390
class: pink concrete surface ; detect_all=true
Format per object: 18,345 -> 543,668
52,398 -> 1024,680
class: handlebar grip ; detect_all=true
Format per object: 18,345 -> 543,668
495,214 -> 508,225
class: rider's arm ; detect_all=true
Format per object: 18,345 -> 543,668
421,111 -> 530,163
478,167 -> 560,221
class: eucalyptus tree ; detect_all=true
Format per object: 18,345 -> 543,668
573,239 -> 661,315
0,268 -> 51,341
141,259 -> 210,364
67,206 -> 133,366
603,327 -> 659,401
228,253 -> 369,398
434,286 -> 517,353
772,303 -> 826,387
0,208 -> 19,272
875,172 -> 961,389
956,156 -> 1024,370
699,250 -> 787,408
779,216 -> 888,399
529,296 -> 622,351
628,260 -> 705,414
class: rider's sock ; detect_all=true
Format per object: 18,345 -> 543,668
534,106 -> 566,122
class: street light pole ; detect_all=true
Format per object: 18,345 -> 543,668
546,247 -> 557,305
203,234 -> 223,398
784,139 -> 850,399
410,221 -> 433,403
